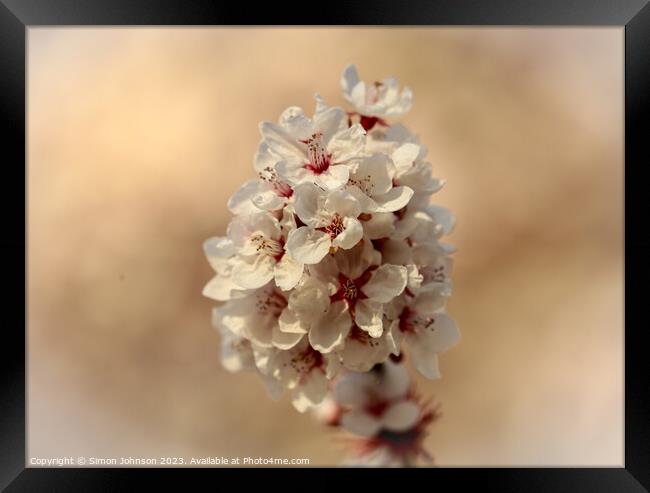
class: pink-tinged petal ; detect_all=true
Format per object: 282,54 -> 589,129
332,217 -> 363,250
382,401 -> 420,432
231,255 -> 275,289
314,164 -> 350,191
354,299 -> 384,338
373,186 -> 414,213
308,301 -> 352,353
274,254 -> 303,291
285,227 -> 331,265
341,411 -> 382,438
363,264 -> 408,303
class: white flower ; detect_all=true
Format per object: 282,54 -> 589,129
391,143 -> 444,198
285,183 -> 364,264
267,338 -> 341,412
341,64 -> 413,129
216,323 -> 256,373
227,211 -> 303,291
260,96 -> 365,191
212,283 -> 304,350
394,288 -> 460,379
202,236 -> 253,301
227,142 -> 294,215
334,361 -> 419,438
310,243 -> 407,338
347,153 -> 414,214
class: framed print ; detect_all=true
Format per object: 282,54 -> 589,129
2,0 -> 648,490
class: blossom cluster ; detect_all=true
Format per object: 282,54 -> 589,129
203,65 -> 460,413
314,360 -> 439,466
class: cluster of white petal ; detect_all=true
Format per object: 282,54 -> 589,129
326,361 -> 437,466
204,65 -> 460,413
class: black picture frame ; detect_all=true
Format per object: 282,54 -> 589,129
2,0 -> 648,490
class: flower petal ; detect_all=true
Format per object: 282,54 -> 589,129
272,323 -> 304,350
362,264 -> 408,303
278,308 -> 308,334
314,164 -> 350,191
285,227 -> 331,264
341,411 -> 382,438
308,301 -> 352,353
332,217 -> 363,250
341,64 -> 361,98
362,212 -> 395,240
354,299 -> 384,338
409,343 -> 440,379
328,124 -> 365,164
227,179 -> 262,215
231,255 -> 275,289
292,370 -> 328,412
391,143 -> 420,173
324,189 -> 362,218
293,182 -> 326,227
373,186 -> 414,213
382,401 -> 420,432
419,312 -> 460,353
259,121 -> 305,162
274,253 -> 303,291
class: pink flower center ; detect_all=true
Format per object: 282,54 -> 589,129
258,166 -> 293,198
324,213 -> 345,239
251,234 -> 284,260
289,346 -> 325,383
398,306 -> 435,334
301,132 -> 332,174
331,266 -> 377,312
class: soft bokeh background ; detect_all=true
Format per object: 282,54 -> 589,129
27,28 -> 623,466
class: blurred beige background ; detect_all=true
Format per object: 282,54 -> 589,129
27,27 -> 623,466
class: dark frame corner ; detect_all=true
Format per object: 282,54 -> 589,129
2,0 -> 648,490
